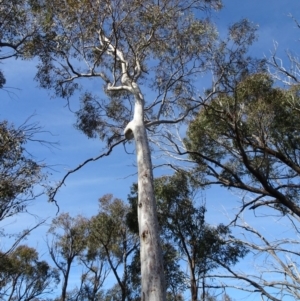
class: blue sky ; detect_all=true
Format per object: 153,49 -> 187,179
1,0 -> 300,299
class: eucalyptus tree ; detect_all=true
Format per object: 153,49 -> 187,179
0,120 -> 46,222
0,0 -> 49,87
185,72 -> 300,218
127,172 -> 247,301
0,245 -> 59,301
31,0 -> 222,300
153,172 -> 247,301
89,195 -> 139,301
172,20 -> 300,299
0,0 -> 39,58
47,213 -> 90,301
148,16 -> 300,218
214,214 -> 300,301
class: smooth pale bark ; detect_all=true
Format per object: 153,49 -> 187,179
125,82 -> 166,301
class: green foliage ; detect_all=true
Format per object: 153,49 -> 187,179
47,213 -> 90,301
75,92 -> 129,144
88,195 -> 138,301
0,121 -> 46,221
153,171 -> 247,268
0,0 -> 52,87
186,72 -> 300,216
127,172 -> 247,300
31,0 -> 221,146
48,213 -> 89,261
89,194 -> 136,259
0,245 -> 59,301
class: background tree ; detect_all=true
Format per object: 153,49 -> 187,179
175,19 -> 300,299
154,172 -> 247,301
185,72 -> 300,218
89,195 -> 138,301
158,18 -> 300,218
47,213 -> 89,301
0,120 -> 46,222
72,247 -> 110,301
127,172 -> 247,301
0,120 -> 49,257
205,212 -> 300,301
0,245 -> 59,301
31,0 -> 223,299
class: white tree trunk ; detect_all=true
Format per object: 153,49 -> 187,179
125,83 -> 166,301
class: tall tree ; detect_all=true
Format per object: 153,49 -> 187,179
169,19 -> 300,299
127,172 -> 247,301
31,1 -> 222,300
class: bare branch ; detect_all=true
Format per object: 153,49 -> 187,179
48,138 -> 126,207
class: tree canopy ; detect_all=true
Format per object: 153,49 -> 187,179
29,0 -> 222,147
0,0 -> 51,87
0,245 -> 59,301
0,120 -> 46,221
127,172 -> 247,301
185,72 -> 300,217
